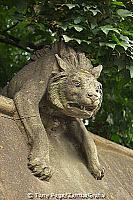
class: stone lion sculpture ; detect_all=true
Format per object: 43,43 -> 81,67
5,42 -> 104,180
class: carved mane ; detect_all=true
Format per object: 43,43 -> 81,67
30,41 -> 93,73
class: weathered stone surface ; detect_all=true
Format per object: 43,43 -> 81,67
6,43 -> 104,181
0,95 -> 16,115
0,111 -> 133,200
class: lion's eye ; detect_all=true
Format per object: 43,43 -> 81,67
74,81 -> 81,87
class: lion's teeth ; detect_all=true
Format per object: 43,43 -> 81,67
81,105 -> 84,109
84,106 -> 86,111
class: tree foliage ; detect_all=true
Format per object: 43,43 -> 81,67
0,0 -> 133,148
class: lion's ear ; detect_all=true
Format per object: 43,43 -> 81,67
91,65 -> 103,78
55,54 -> 71,72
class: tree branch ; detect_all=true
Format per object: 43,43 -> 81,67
0,34 -> 34,53
3,21 -> 19,32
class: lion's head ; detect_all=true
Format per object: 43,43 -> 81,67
47,44 -> 102,119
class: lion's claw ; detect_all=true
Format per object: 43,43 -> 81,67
28,156 -> 52,181
89,165 -> 105,180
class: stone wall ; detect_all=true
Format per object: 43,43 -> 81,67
0,96 -> 133,200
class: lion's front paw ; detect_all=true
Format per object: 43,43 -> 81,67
89,164 -> 105,180
28,155 -> 52,181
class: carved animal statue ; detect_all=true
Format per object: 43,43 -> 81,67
6,42 -> 104,180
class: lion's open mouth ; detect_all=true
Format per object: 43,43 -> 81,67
67,102 -> 95,112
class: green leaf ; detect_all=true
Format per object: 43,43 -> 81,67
62,35 -> 81,44
111,34 -> 120,43
127,65 -> 133,78
120,35 -> 130,43
99,42 -> 116,49
62,35 -> 72,42
82,40 -> 91,45
100,25 -> 120,35
60,24 -> 68,31
74,39 -> 82,44
74,26 -> 83,32
65,23 -> 83,32
122,31 -> 133,38
91,21 -> 97,29
117,9 -> 133,18
84,5 -> 101,16
65,4 -> 78,9
74,18 -> 81,24
89,9 -> 101,16
111,0 -> 125,7
119,41 -> 131,50
118,35 -> 133,50
107,44 -> 116,49
111,134 -> 121,143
